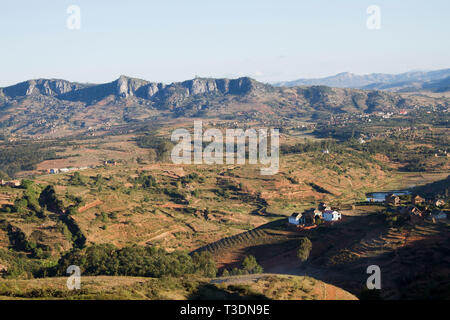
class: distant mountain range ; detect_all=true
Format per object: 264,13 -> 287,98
0,75 -> 448,138
0,75 -> 265,105
274,68 -> 450,92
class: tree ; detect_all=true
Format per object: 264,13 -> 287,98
192,251 -> 217,278
241,255 -> 263,274
297,237 -> 312,262
20,179 -> 34,190
221,268 -> 230,277
69,172 -> 86,186
93,174 -> 105,187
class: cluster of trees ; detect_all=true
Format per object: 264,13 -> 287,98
179,173 -> 205,185
136,135 -> 173,161
0,143 -> 58,177
53,244 -> 217,278
131,173 -> 158,189
0,248 -> 43,278
281,139 -> 337,155
0,180 -> 46,219
6,225 -> 51,259
69,172 -> 87,186
220,255 -> 263,277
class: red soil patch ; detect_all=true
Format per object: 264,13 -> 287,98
78,199 -> 103,213
160,202 -> 185,209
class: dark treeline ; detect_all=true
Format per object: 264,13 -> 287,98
0,143 -> 57,177
47,244 -> 217,278
281,139 -> 337,154
135,134 -> 174,161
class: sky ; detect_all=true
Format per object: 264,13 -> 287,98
0,0 -> 449,86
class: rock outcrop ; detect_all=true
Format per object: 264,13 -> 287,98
2,79 -> 88,98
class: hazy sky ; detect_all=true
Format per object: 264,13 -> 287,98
0,0 -> 449,86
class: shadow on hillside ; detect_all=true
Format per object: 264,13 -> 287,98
301,226 -> 450,300
187,283 -> 269,300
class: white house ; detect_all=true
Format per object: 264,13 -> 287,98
313,208 -> 323,218
289,213 -> 302,225
323,210 -> 342,222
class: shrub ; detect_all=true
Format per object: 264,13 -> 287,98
297,237 -> 312,262
241,255 -> 263,274
69,172 -> 86,186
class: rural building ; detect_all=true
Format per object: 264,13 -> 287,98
385,194 -> 400,206
313,208 -> 323,218
0,180 -> 21,187
400,206 -> 423,217
290,203 -> 343,226
434,199 -> 445,207
0,263 -> 7,274
289,212 -> 303,225
323,210 -> 342,222
104,160 -> 118,166
289,211 -> 315,226
412,195 -> 425,205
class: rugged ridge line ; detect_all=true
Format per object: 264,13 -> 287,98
1,76 -> 267,104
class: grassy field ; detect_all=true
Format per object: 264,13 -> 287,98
0,274 -> 357,300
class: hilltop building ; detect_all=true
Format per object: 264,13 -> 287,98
289,202 -> 341,226
0,179 -> 21,187
412,195 -> 425,205
323,210 -> 342,222
400,206 -> 423,217
385,194 -> 400,206
434,199 -> 445,207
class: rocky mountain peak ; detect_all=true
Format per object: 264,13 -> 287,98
2,79 -> 87,99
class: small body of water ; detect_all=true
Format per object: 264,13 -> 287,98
366,190 -> 411,202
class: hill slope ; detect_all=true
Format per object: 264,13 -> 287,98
0,274 -> 357,300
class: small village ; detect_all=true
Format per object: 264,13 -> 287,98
288,202 -> 342,229
384,193 -> 448,223
0,160 -> 121,188
45,160 -> 118,175
288,193 -> 448,230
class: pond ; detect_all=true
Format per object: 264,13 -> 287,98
365,190 -> 411,202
